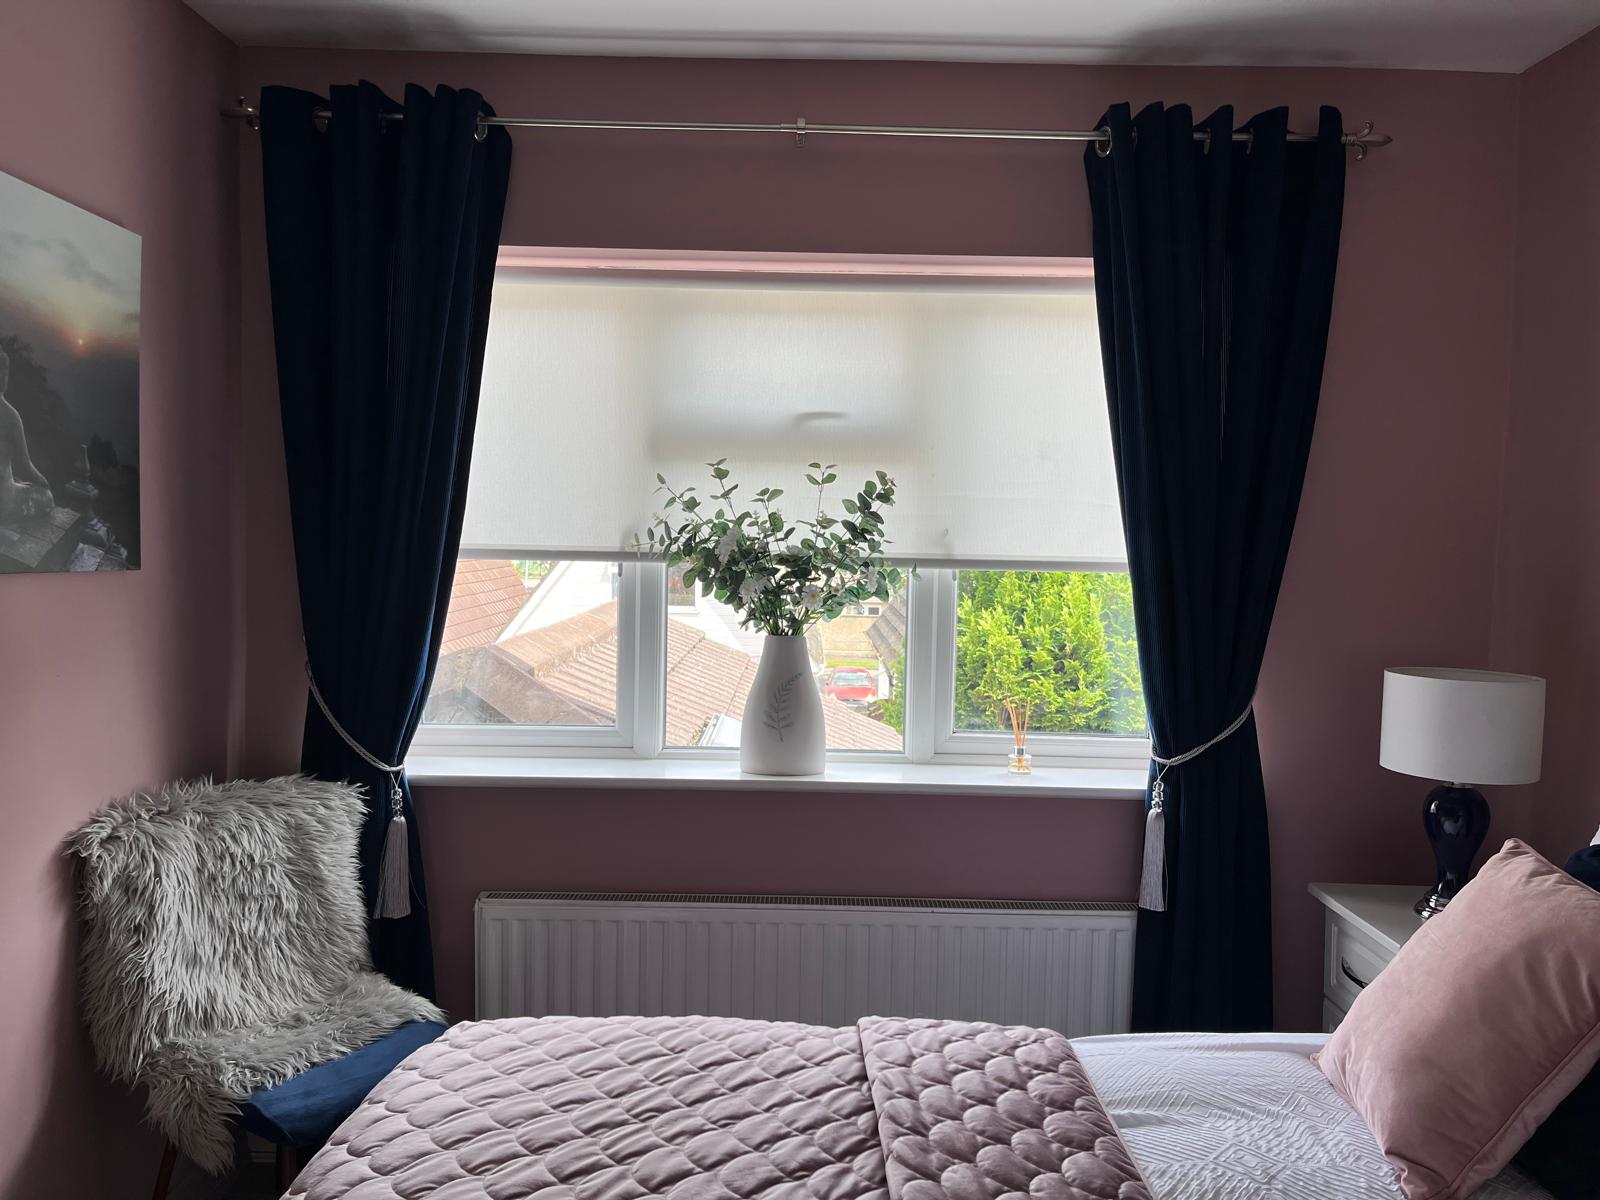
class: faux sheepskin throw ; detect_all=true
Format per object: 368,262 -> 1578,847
289,1014 -> 1154,1200
67,776 -> 443,1174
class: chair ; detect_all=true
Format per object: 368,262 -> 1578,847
67,776 -> 444,1197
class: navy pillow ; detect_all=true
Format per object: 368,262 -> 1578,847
1564,844 -> 1600,890
1512,845 -> 1600,1198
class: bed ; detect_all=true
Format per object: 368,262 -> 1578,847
1074,1032 -> 1550,1200
285,1019 -> 1552,1199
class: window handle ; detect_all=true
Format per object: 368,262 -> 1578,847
1339,957 -> 1370,990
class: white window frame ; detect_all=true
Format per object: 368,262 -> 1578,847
412,558 -> 1150,773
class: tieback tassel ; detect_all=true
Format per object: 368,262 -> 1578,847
1138,780 -> 1167,912
1139,701 -> 1257,913
372,775 -> 412,919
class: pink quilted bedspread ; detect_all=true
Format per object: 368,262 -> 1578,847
287,1015 -> 1152,1200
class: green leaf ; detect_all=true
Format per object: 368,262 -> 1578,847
864,480 -> 877,497
822,473 -> 837,484
841,498 -> 858,514
767,488 -> 783,500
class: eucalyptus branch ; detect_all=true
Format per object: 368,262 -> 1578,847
639,460 -> 902,637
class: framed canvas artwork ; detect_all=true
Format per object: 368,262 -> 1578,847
0,169 -> 140,573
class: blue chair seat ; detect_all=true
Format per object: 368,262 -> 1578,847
237,1020 -> 446,1148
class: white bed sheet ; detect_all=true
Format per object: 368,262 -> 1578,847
1074,1032 -> 1550,1200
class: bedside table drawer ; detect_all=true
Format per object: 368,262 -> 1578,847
1324,911 -> 1394,1010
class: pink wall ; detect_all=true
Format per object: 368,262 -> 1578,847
235,50 -> 1525,1030
0,0 -> 239,1196
1492,27 -> 1600,855
5,25 -> 1594,1194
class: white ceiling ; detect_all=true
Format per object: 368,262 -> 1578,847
186,0 -> 1598,73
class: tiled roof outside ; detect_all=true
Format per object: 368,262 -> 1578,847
440,560 -> 533,654
866,589 -> 909,666
434,602 -> 900,751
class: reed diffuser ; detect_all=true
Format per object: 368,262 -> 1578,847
1003,697 -> 1033,774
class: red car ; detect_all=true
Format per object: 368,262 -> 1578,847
824,667 -> 877,705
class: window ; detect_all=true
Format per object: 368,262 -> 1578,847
951,570 -> 1144,738
413,250 -> 1147,772
425,559 -> 622,730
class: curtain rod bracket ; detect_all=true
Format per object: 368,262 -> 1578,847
794,116 -> 806,150
231,96 -> 259,132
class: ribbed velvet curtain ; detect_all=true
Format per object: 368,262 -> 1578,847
259,82 -> 512,999
1084,103 -> 1347,1030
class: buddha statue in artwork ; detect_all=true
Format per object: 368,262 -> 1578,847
0,348 -> 54,523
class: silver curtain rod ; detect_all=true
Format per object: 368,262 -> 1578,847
222,101 -> 1393,159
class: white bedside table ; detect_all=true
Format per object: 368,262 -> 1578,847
1308,882 -> 1427,1031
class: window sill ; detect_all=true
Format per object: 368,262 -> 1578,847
406,753 -> 1148,798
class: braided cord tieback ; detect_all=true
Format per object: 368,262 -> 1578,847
305,661 -> 412,919
1139,700 -> 1255,913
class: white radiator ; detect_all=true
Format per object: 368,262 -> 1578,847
475,891 -> 1137,1036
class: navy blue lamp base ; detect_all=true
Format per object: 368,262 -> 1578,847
1416,783 -> 1491,918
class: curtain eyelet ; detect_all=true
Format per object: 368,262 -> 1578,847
1094,125 -> 1113,158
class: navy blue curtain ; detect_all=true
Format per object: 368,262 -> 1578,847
259,82 -> 512,1000
1084,103 -> 1346,1030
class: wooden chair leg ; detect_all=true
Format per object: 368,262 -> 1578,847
150,1141 -> 177,1200
277,1142 -> 301,1191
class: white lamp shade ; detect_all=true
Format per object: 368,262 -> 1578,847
1379,668 -> 1545,786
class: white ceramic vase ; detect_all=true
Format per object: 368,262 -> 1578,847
740,634 -> 825,776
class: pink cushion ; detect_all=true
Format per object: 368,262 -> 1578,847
1316,839 -> 1600,1200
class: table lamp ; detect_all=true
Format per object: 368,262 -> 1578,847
1379,667 -> 1545,918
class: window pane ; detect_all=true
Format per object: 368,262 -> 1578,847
425,559 -> 620,726
664,577 -> 906,752
953,570 -> 1145,738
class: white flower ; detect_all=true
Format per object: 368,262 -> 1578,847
862,565 -> 880,594
739,575 -> 769,604
715,528 -> 742,563
800,583 -> 824,611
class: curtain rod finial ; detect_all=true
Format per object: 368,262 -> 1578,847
1349,121 -> 1392,162
223,97 -> 259,131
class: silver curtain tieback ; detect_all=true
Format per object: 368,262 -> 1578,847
1139,700 -> 1255,913
305,661 -> 412,920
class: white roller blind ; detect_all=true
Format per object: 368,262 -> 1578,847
462,272 -> 1126,568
